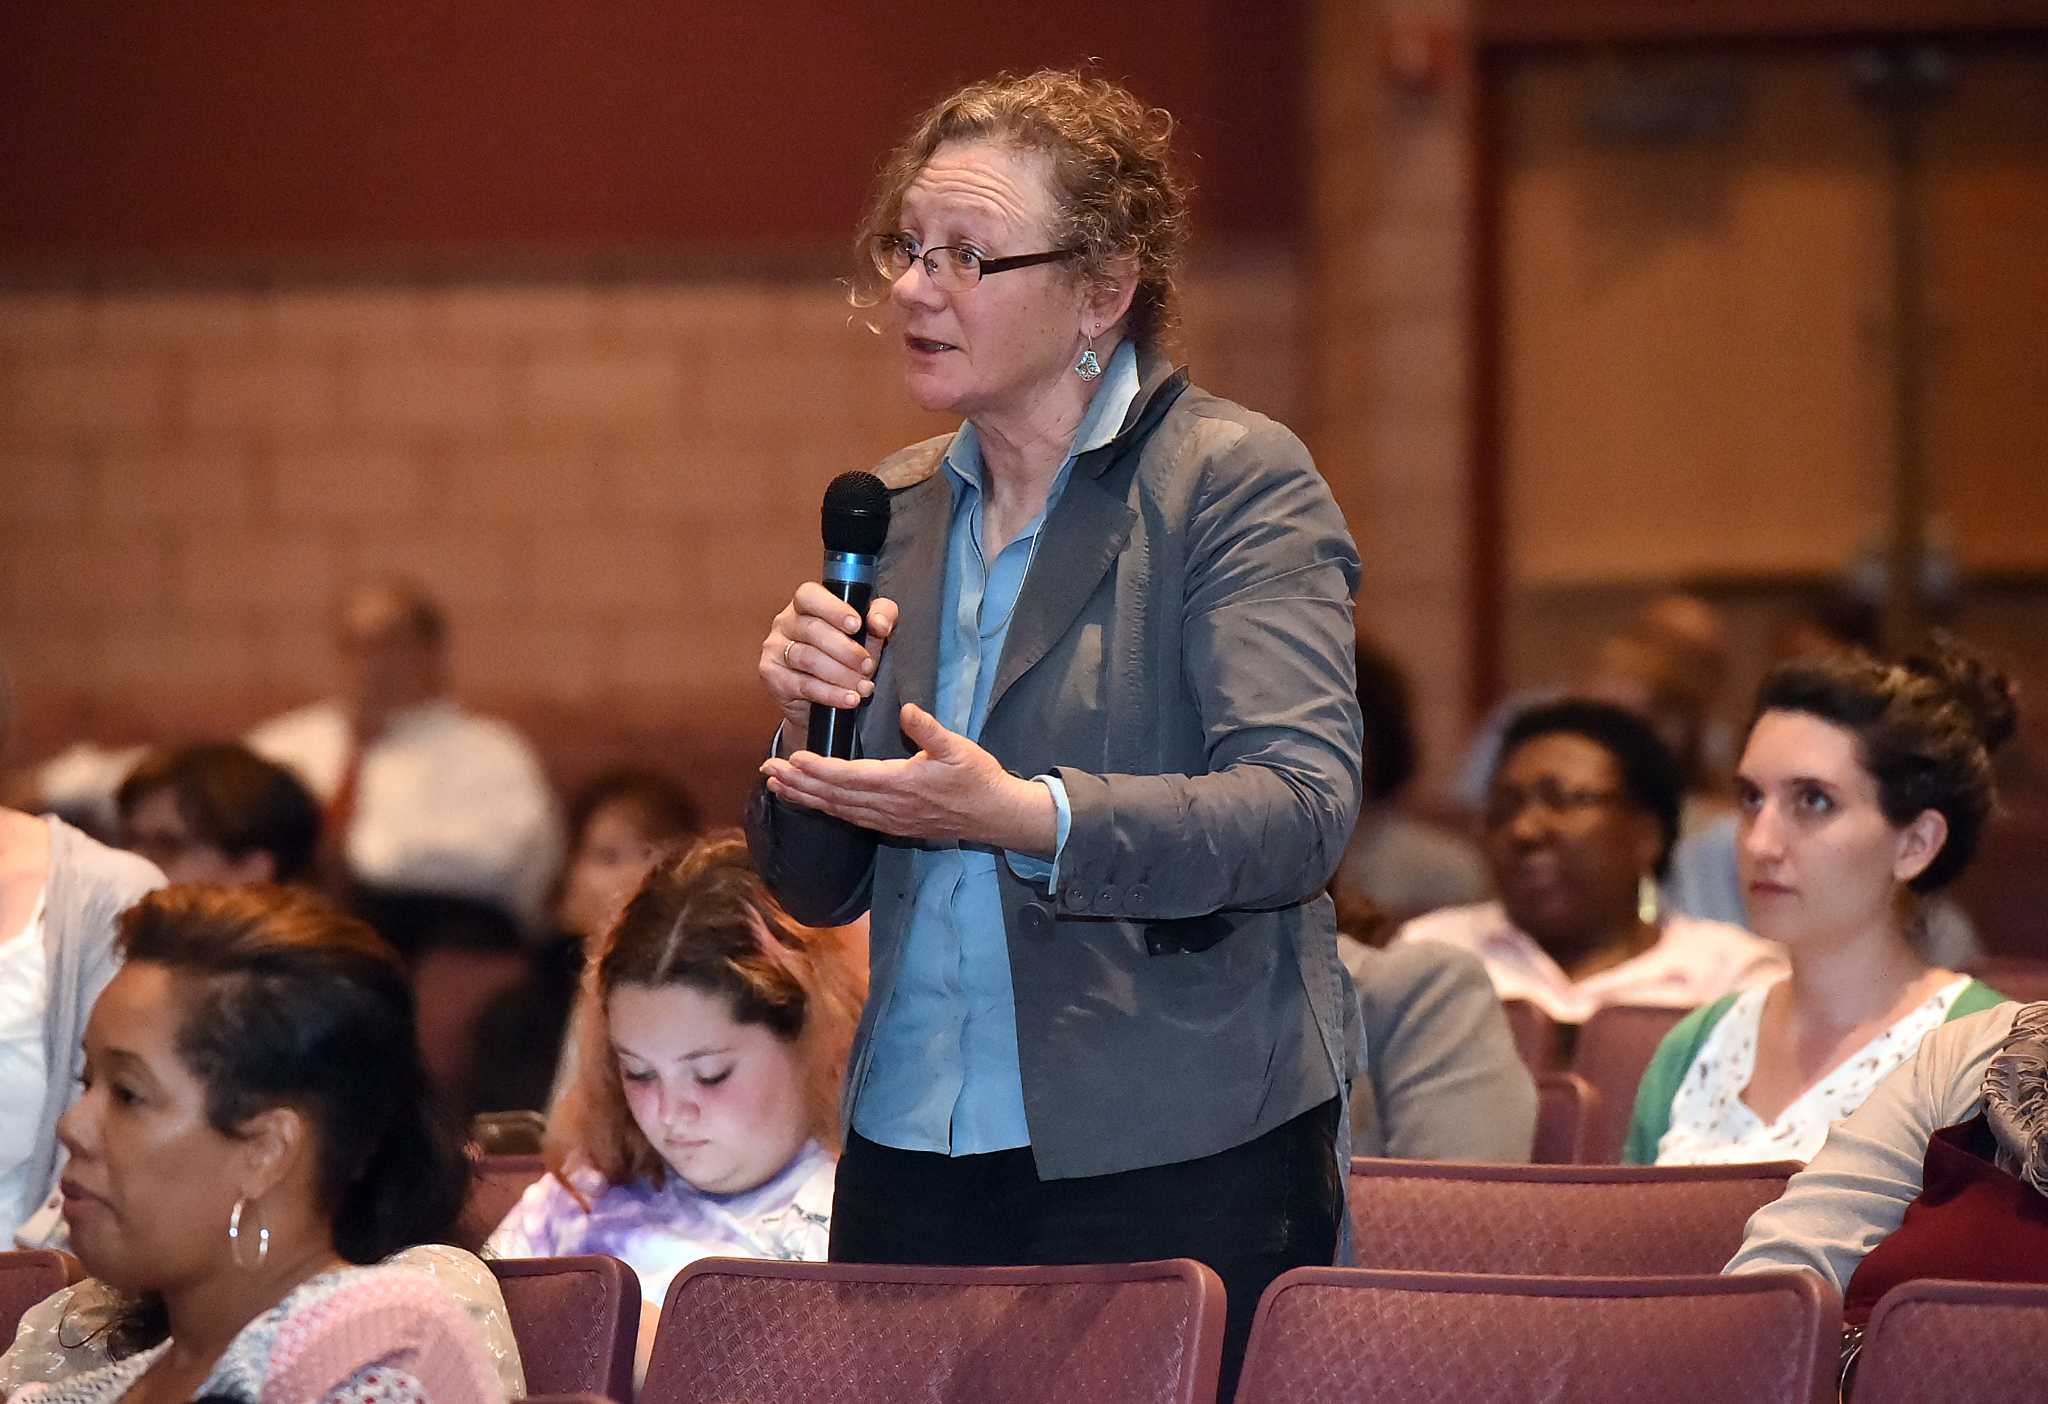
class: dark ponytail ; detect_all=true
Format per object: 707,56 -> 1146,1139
117,885 -> 471,1260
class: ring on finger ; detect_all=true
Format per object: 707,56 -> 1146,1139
781,639 -> 798,670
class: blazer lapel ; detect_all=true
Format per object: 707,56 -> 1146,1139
985,469 -> 1136,716
872,472 -> 949,736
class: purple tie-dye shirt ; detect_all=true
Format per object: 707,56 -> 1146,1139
485,1140 -> 835,1308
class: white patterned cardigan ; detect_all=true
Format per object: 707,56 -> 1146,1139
5,1260 -> 508,1404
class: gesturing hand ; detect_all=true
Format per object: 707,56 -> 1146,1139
761,704 -> 1057,857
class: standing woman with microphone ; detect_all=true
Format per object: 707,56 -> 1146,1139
750,70 -> 1363,1394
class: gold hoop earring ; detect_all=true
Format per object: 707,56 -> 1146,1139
228,1196 -> 271,1270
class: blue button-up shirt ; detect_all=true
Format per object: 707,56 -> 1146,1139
851,340 -> 1141,1155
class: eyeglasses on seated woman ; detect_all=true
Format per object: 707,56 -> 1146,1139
1397,699 -> 1784,1044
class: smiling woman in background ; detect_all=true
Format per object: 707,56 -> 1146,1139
1399,699 -> 1783,1031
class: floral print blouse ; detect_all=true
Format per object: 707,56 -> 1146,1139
1657,975 -> 1975,1165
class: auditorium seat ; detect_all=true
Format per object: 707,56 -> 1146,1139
411,941 -> 535,1103
1962,958 -> 2048,1005
472,1108 -> 548,1155
1503,998 -> 1557,1071
0,1249 -> 83,1348
642,1257 -> 1224,1404
1851,1279 -> 2048,1404
1346,1158 -> 1800,1276
1570,1003 -> 1691,1160
490,1255 -> 639,1403
455,1152 -> 547,1250
1531,1070 -> 1602,1164
516,1396 -> 616,1403
1235,1268 -> 1836,1404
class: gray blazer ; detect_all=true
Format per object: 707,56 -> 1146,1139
749,354 -> 1364,1179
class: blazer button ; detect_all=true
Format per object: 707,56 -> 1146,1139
1019,902 -> 1053,936
1097,887 -> 1118,909
1128,883 -> 1151,908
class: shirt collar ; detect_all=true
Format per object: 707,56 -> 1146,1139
941,338 -> 1143,494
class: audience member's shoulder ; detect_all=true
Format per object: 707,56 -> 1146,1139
443,707 -> 548,768
1372,935 -> 1495,988
792,1144 -> 837,1212
523,1161 -> 619,1216
385,1243 -> 497,1287
1393,901 -> 1504,951
1923,998 -> 2024,1067
1354,936 -> 1497,1019
47,814 -> 164,905
383,1245 -> 526,1399
264,1263 -> 502,1404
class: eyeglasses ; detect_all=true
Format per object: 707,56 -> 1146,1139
1482,782 -> 1628,831
870,234 -> 1079,292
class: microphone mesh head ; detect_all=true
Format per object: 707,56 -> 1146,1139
821,471 -> 890,555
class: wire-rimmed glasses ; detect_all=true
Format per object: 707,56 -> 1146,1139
869,234 -> 1079,292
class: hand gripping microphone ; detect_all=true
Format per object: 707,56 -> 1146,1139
807,471 -> 891,759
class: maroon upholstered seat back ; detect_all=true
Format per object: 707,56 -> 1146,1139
455,1152 -> 547,1250
1531,1071 -> 1602,1164
1963,960 -> 2048,1004
1853,1279 -> 2048,1404
1503,998 -> 1557,1072
514,1396 -> 616,1403
413,944 -> 535,1098
0,1250 -> 82,1348
642,1257 -> 1225,1404
1347,1158 -> 1799,1276
1235,1268 -> 1838,1404
1571,1003 -> 1691,1161
490,1254 -> 639,1403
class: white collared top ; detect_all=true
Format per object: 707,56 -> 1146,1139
1395,900 -> 1786,1026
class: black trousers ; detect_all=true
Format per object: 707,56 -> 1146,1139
829,1098 -> 1342,1401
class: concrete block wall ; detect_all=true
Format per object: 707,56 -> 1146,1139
0,250 -> 1303,818
1308,0 -> 1479,801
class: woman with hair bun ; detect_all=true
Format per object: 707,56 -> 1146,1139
1627,642 -> 2015,1165
487,833 -> 865,1375
0,883 -> 518,1403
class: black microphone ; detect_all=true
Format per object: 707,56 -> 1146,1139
806,471 -> 890,759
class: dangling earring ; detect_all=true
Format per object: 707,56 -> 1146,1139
1074,328 -> 1103,382
1637,874 -> 1662,927
228,1196 -> 271,1270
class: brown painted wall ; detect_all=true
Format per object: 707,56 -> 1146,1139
0,2 -> 1304,260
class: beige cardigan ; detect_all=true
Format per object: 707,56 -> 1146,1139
1725,999 -> 2024,1291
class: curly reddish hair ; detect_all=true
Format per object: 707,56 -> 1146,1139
545,832 -> 866,1193
851,68 -> 1191,350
